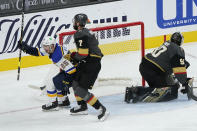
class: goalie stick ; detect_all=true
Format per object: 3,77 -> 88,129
174,77 -> 197,101
186,86 -> 197,101
191,87 -> 197,101
186,78 -> 197,101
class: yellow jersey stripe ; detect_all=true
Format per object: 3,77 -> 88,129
173,67 -> 186,74
78,48 -> 89,55
144,56 -> 165,72
90,54 -> 102,58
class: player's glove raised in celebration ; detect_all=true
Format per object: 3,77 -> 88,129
17,41 -> 29,52
17,41 -> 39,56
18,40 -> 23,49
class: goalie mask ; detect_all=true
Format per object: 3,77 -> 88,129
73,13 -> 90,30
170,32 -> 184,46
41,36 -> 56,54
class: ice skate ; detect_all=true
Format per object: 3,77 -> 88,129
70,104 -> 88,115
58,97 -> 71,108
42,101 -> 59,111
97,105 -> 109,121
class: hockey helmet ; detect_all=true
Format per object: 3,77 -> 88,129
41,36 -> 56,46
41,36 -> 56,54
170,32 -> 184,46
73,13 -> 90,30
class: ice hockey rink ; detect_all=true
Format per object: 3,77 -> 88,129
0,42 -> 197,131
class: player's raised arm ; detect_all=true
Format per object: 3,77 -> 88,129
18,41 -> 40,56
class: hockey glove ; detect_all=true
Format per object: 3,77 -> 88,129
71,51 -> 77,58
17,41 -> 29,52
70,52 -> 78,65
64,54 -> 71,61
18,41 -> 24,50
185,60 -> 190,69
18,41 -> 40,56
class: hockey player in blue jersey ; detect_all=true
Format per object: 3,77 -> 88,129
18,36 -> 75,111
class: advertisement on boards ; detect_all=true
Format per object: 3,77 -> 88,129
1,0 -> 197,71
0,0 -> 72,17
157,0 -> 197,28
0,0 -> 130,60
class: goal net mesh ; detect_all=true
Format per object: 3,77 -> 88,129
58,22 -> 145,87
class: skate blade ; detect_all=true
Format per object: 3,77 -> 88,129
42,107 -> 59,112
70,110 -> 88,115
99,111 -> 110,122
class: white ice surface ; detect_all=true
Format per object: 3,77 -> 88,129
0,43 -> 197,131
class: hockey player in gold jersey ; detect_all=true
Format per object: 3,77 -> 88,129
69,13 -> 109,121
125,32 -> 192,103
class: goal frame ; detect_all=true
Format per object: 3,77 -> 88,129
59,22 -> 145,86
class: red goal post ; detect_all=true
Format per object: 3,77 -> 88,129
59,22 -> 145,86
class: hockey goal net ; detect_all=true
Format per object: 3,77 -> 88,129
58,22 -> 145,87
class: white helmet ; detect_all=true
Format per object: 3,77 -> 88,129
41,36 -> 56,46
41,36 -> 56,54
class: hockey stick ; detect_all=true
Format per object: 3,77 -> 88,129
28,85 -> 46,90
17,0 -> 26,81
183,77 -> 197,101
187,86 -> 197,101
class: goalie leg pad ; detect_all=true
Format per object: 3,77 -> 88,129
142,87 -> 171,102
